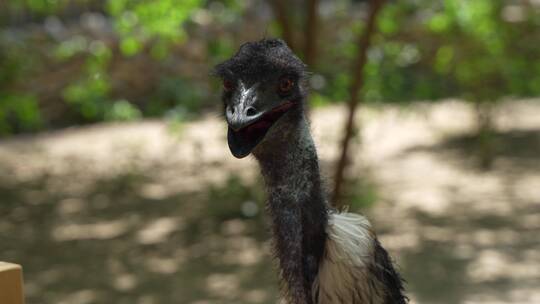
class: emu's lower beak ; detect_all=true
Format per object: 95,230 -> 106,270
227,101 -> 295,158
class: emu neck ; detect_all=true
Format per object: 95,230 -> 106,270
255,117 -> 319,188
253,110 -> 328,303
254,112 -> 326,210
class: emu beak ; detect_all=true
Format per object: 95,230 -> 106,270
226,83 -> 262,158
225,82 -> 296,158
226,100 -> 295,159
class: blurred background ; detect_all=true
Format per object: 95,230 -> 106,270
1,0 -> 539,303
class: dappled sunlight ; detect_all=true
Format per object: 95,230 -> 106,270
52,220 -> 130,241
136,217 -> 184,245
2,0 -> 540,302
221,236 -> 265,267
57,290 -> 99,304
468,249 -> 540,282
112,273 -> 138,291
1,100 -> 539,303
56,198 -> 86,215
145,256 -> 185,275
206,273 -> 240,299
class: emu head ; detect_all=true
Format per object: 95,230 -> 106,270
214,39 -> 308,158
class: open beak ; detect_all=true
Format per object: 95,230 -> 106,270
226,100 -> 295,158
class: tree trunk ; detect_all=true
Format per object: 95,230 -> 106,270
304,0 -> 319,68
475,101 -> 496,170
332,0 -> 385,207
269,0 -> 297,53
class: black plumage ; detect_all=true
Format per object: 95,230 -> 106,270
215,38 -> 407,304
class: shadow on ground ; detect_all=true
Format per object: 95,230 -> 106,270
389,128 -> 540,304
1,108 -> 539,303
404,128 -> 540,170
0,165 -> 278,304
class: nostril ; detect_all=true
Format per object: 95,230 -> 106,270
246,107 -> 257,116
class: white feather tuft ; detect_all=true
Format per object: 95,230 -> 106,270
312,212 -> 385,304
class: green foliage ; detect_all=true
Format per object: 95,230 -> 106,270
310,92 -> 332,108
321,0 -> 540,104
105,100 -> 142,121
62,49 -> 112,121
107,0 -> 202,56
343,174 -> 378,211
377,4 -> 401,35
154,77 -> 206,115
325,73 -> 351,103
207,38 -> 235,65
5,0 -> 70,15
0,93 -> 42,135
432,0 -> 540,100
144,76 -> 208,132
1,0 -> 539,137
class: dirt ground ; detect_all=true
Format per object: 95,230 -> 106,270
0,100 -> 539,304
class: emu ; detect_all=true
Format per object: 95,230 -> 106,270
214,39 -> 407,304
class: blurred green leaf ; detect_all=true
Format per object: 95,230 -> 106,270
0,93 -> 42,135
435,45 -> 454,74
428,14 -> 452,33
120,36 -> 142,56
1,0 -> 540,137
105,100 -> 142,121
107,0 -> 202,55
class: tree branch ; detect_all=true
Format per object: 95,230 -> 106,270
304,0 -> 319,67
269,0 -> 297,52
332,0 -> 386,206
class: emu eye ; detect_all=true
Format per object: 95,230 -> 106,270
223,79 -> 235,91
278,77 -> 294,94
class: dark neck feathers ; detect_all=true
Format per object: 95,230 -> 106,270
253,106 -> 328,304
